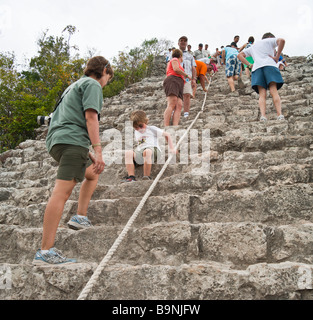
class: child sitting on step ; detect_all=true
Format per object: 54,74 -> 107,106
123,110 -> 177,182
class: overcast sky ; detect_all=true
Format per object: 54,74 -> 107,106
1,0 -> 312,68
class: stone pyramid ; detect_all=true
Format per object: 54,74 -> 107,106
0,55 -> 313,300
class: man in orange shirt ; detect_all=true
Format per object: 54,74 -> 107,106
194,60 -> 211,97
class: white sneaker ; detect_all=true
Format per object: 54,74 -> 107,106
260,116 -> 267,122
33,248 -> 76,265
277,115 -> 285,120
68,215 -> 93,230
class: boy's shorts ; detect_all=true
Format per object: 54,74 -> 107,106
50,144 -> 92,182
251,66 -> 284,94
134,147 -> 161,165
225,54 -> 242,77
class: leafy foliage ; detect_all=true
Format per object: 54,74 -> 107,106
103,38 -> 173,98
0,27 -> 172,153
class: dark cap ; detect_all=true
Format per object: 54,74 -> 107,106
179,36 -> 188,41
199,43 -> 203,47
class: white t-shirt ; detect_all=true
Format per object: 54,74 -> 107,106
203,50 -> 210,58
243,38 -> 278,72
199,58 -> 211,64
135,126 -> 164,152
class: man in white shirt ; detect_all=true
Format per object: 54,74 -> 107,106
178,36 -> 197,118
194,43 -> 206,60
238,33 -> 286,122
203,44 -> 210,58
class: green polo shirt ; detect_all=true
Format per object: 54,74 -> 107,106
46,76 -> 103,153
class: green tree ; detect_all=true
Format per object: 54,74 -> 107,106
103,37 -> 173,98
0,26 -> 86,153
0,32 -> 173,153
0,52 -> 24,151
22,25 -> 86,101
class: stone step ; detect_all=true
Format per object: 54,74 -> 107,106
72,172 -> 215,200
2,126 -> 313,179
219,149 -> 313,171
2,183 -> 312,230
190,184 -> 313,226
211,134 -> 313,154
1,221 -> 313,269
0,177 -> 49,189
1,56 -> 313,301
0,262 -> 97,300
84,164 -> 313,200
0,225 -> 120,265
1,162 -> 312,209
2,115 -> 313,175
0,193 -> 190,228
1,261 -> 312,300
87,261 -> 313,300
99,127 -> 313,156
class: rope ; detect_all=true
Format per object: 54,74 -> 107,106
77,75 -> 214,300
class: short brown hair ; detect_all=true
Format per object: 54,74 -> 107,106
130,110 -> 148,127
262,32 -> 275,39
84,56 -> 114,79
172,49 -> 183,59
248,36 -> 255,43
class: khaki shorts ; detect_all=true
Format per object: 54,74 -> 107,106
134,147 -> 161,165
50,144 -> 92,182
183,81 -> 193,96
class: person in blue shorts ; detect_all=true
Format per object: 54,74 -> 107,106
238,33 -> 286,121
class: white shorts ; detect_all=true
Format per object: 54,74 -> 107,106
183,81 -> 193,96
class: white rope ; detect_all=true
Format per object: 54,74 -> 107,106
77,75 -> 214,300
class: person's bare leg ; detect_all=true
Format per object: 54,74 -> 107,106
199,75 -> 207,91
258,86 -> 267,117
192,83 -> 197,98
164,96 -> 177,126
41,179 -> 76,250
143,149 -> 153,177
172,98 -> 182,126
125,150 -> 135,176
227,76 -> 235,92
183,94 -> 191,114
269,82 -> 282,116
76,165 -> 99,217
